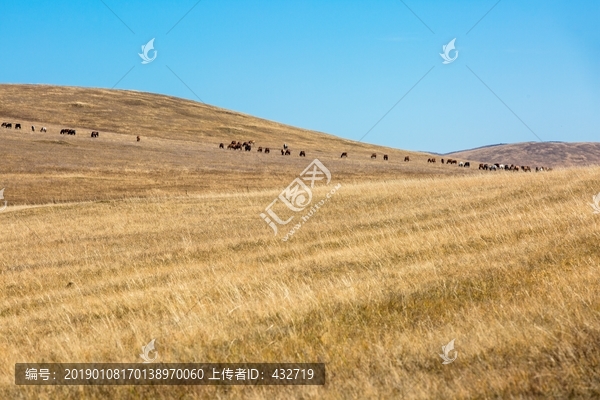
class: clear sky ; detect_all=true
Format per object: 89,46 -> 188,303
0,1 -> 598,153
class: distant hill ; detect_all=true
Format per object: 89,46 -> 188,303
445,142 -> 600,167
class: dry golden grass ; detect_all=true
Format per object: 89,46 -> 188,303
1,85 -> 599,398
2,163 -> 600,399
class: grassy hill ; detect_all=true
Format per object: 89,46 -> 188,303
0,84 -> 478,206
445,141 -> 600,167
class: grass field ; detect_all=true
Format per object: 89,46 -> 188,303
2,164 -> 600,399
1,85 -> 600,399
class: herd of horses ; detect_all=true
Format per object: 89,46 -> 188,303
220,140 -> 397,160
2,122 -> 49,132
0,122 -> 551,171
477,163 -> 550,172
422,157 -> 549,172
1,121 -> 142,141
218,140 -> 551,171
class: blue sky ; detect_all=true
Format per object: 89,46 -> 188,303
0,0 -> 598,153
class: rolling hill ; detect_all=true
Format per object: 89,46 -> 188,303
445,141 -> 600,167
0,83 -> 418,152
0,84 -> 476,206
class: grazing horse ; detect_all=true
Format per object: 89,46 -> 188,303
91,131 -> 99,138
371,153 -> 376,159
383,154 -> 388,161
341,152 -> 348,158
137,136 -> 140,142
464,162 -> 470,167
257,147 -> 263,152
219,143 -> 224,149
281,149 -> 285,155
264,148 -> 270,154
40,127 -> 47,132
458,162 -> 464,167
285,149 -> 291,155
404,156 -> 410,162
15,123 -> 21,129
441,158 -> 444,164
299,151 -> 306,157
227,143 -> 235,149
244,144 -> 252,151
283,143 -> 288,149
428,158 -> 436,163
5,123 -> 12,128
31,126 -> 35,132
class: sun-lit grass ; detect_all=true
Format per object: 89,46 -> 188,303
2,166 -> 600,399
